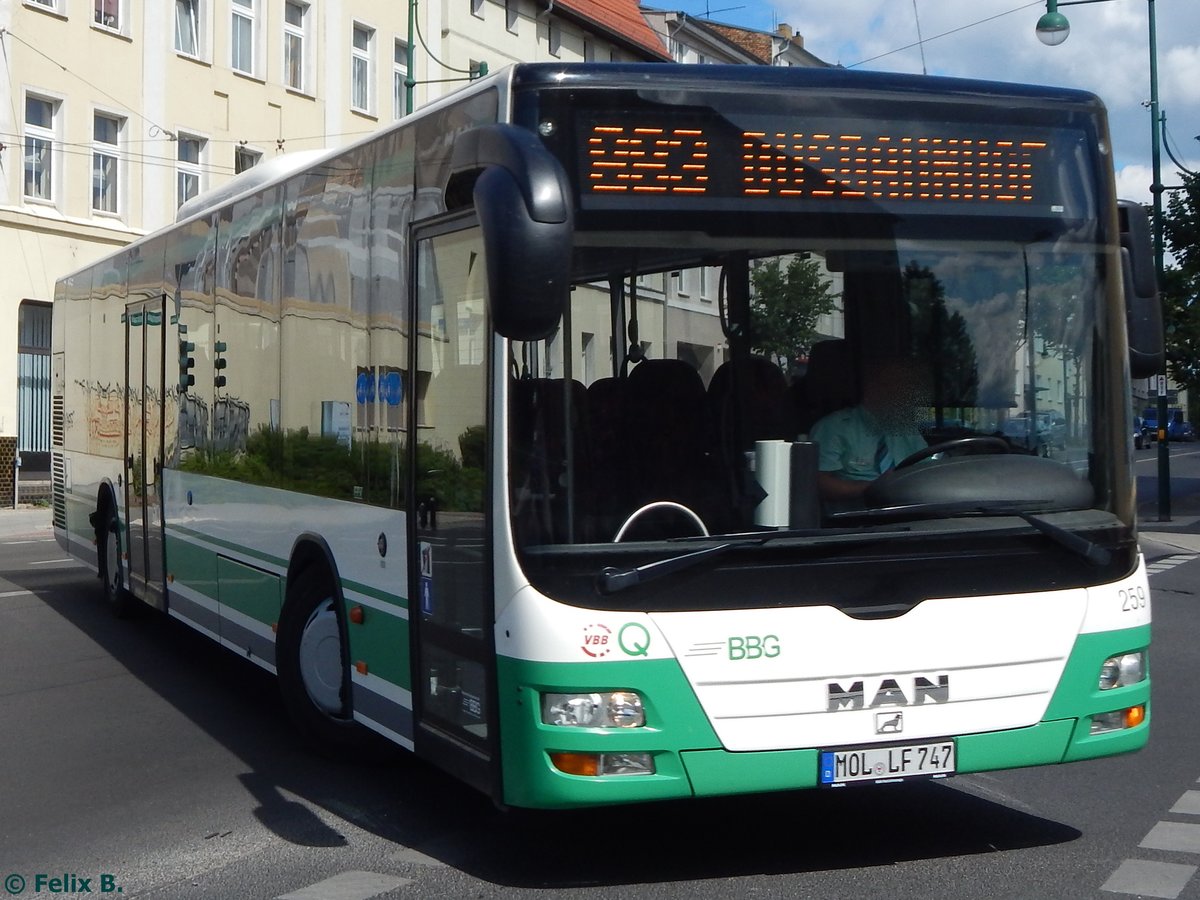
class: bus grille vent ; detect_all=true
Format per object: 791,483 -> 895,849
51,395 -> 65,448
51,452 -> 66,530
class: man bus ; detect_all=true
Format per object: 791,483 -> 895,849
52,63 -> 1160,808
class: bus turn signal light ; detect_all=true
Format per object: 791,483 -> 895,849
1125,705 -> 1146,728
550,752 -> 600,777
349,605 -> 365,625
549,752 -> 655,777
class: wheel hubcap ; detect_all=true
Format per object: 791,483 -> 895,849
298,600 -> 344,716
105,528 -> 120,596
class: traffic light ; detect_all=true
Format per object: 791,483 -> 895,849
178,324 -> 195,392
214,340 -> 228,388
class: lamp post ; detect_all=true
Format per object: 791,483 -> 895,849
1037,0 -> 1170,520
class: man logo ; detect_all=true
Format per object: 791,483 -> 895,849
876,711 -> 903,734
827,674 -> 950,712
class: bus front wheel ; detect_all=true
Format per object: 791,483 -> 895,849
277,569 -> 381,756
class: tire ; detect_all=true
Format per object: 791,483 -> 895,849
276,567 -> 392,758
98,504 -> 136,619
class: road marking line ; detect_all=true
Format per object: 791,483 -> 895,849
276,871 -> 411,900
1102,859 -> 1198,898
1147,554 -> 1197,575
28,558 -> 79,566
1141,821 -> 1200,854
2,539 -> 55,545
0,590 -> 33,598
1171,791 -> 1200,816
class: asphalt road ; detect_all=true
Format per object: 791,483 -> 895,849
1,478 -> 1199,899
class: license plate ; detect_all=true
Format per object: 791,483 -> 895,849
819,740 -> 955,786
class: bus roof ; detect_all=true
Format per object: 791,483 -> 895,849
507,61 -> 1105,110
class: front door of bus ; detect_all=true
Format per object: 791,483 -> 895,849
124,297 -> 166,608
410,218 -> 496,793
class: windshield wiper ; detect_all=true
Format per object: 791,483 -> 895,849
597,538 -> 766,595
830,502 -> 1111,566
1013,510 -> 1111,566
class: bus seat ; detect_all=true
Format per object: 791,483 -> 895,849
623,358 -> 712,520
509,378 -> 590,544
707,356 -> 793,450
796,339 -> 857,434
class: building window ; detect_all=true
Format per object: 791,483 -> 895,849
548,21 -> 561,57
175,0 -> 201,55
26,0 -> 58,12
235,146 -> 261,174
92,113 -> 122,215
351,23 -> 374,113
505,0 -> 517,33
177,134 -> 205,208
24,95 -> 57,203
283,1 -> 308,92
231,0 -> 256,75
94,0 -> 119,29
583,39 -> 594,62
471,0 -> 484,18
18,301 -> 52,461
393,39 -> 408,120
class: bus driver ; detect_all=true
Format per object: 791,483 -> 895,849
809,357 -> 929,508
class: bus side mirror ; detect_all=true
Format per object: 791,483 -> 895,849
448,124 -> 573,341
1118,199 -> 1164,378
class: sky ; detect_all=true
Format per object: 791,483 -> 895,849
669,0 -> 1200,205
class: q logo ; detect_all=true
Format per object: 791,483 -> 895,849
618,622 -> 651,657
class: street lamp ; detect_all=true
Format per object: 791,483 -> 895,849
1037,0 -> 1170,518
1035,0 -> 1070,46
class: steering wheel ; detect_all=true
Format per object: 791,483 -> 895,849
893,436 -> 1011,471
613,501 -> 710,542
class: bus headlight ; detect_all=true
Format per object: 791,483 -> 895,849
542,691 -> 645,728
1098,652 -> 1145,690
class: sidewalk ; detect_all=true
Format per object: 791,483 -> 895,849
0,505 -> 53,539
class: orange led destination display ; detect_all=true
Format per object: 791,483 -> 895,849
584,123 -> 1053,205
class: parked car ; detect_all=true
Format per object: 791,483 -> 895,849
1168,418 -> 1196,442
1134,416 -> 1147,450
1001,417 -> 1050,456
1039,413 -> 1067,450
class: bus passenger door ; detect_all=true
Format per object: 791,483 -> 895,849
409,217 -> 497,796
124,297 -> 166,608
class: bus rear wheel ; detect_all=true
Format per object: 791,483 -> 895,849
98,504 -> 135,619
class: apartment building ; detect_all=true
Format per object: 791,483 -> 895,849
0,0 -> 670,503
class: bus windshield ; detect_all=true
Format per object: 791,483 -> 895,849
507,221 -> 1122,609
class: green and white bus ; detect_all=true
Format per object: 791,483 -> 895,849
53,63 -> 1161,809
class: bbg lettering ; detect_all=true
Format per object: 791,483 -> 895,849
728,635 -> 780,660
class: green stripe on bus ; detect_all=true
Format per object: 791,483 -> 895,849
164,533 -> 219,601
216,556 -> 282,628
346,606 -> 411,689
168,524 -> 287,568
166,527 -> 406,608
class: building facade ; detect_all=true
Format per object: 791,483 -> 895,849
0,0 -> 670,503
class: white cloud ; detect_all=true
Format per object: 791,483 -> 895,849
1163,44 -> 1200,105
1115,164 -> 1153,205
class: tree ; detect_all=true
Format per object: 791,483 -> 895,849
903,261 -> 979,408
1162,172 -> 1200,399
748,255 -> 839,370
